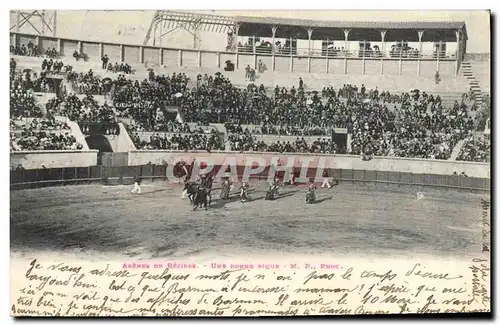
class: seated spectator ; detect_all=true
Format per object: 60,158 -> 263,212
456,136 -> 490,163
10,58 -> 16,73
73,50 -> 81,61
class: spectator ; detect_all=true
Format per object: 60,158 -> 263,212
245,65 -> 251,80
456,136 -> 490,163
27,41 -> 34,56
101,54 -> 109,69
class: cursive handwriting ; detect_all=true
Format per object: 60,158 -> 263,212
11,257 -> 490,317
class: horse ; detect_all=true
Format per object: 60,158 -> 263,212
265,185 -> 279,200
183,182 -> 200,204
193,187 -> 209,211
203,175 -> 214,205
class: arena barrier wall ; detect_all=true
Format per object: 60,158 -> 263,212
10,150 -> 99,169
11,163 -> 490,193
128,151 -> 490,179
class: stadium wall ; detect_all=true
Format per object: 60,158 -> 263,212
11,32 -> 458,77
127,151 -> 490,179
10,162 -> 489,192
10,150 -> 99,169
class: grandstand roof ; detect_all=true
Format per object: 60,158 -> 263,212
235,16 -> 468,40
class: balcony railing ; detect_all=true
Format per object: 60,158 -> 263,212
237,46 -> 456,60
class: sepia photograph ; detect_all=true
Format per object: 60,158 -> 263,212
9,9 -> 491,317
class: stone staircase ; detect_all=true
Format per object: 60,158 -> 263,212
460,60 -> 483,105
450,140 -> 465,161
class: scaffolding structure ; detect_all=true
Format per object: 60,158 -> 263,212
143,10 -> 235,49
10,10 -> 57,36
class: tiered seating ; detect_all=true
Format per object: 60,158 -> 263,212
11,49 -> 488,161
10,58 -> 89,152
456,135 -> 490,163
10,117 -> 83,151
127,122 -> 224,151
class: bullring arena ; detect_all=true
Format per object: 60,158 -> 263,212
10,10 -> 490,267
10,177 -> 488,261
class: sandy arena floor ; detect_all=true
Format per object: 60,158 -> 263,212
10,181 -> 488,261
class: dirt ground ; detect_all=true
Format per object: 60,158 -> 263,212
10,180 -> 488,261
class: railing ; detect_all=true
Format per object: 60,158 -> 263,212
79,122 -> 120,135
10,164 -> 489,192
238,46 -> 456,60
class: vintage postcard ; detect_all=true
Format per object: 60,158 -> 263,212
9,9 -> 491,317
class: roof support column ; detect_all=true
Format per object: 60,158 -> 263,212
380,30 -> 387,58
417,30 -> 425,59
234,23 -> 240,53
455,30 -> 460,75
16,11 -> 20,33
271,25 -> 278,54
234,23 -> 240,68
343,29 -> 351,55
307,28 -> 314,56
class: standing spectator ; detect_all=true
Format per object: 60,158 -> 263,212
101,54 -> 109,69
27,41 -> 33,56
299,77 -> 304,89
245,65 -> 251,80
250,68 -> 256,82
435,71 -> 441,85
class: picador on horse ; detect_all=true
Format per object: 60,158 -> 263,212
265,177 -> 280,200
183,172 -> 214,210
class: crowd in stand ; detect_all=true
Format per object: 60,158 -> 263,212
8,50 -> 490,159
107,62 -> 133,74
42,59 -> 65,73
10,115 -> 82,151
227,127 -> 341,154
10,69 -> 43,118
10,42 -> 39,57
131,128 -> 224,151
456,136 -> 490,163
10,42 -> 59,58
66,69 -> 108,95
11,128 -> 82,151
89,68 -> 483,159
113,73 -> 189,130
57,94 -> 116,123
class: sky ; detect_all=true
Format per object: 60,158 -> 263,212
10,10 -> 491,53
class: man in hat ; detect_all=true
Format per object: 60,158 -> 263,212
321,168 -> 332,189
